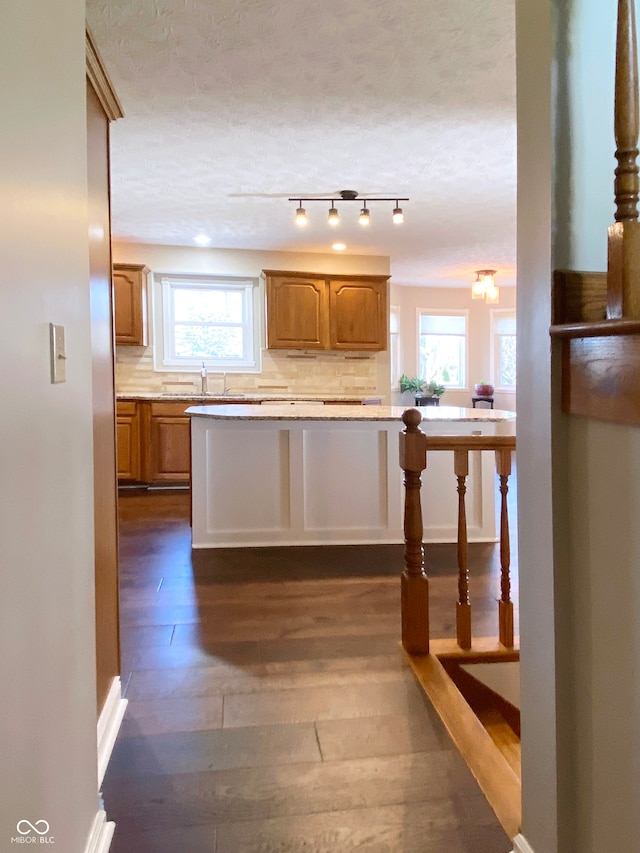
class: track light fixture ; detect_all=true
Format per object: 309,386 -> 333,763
288,190 -> 409,226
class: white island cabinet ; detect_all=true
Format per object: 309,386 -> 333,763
186,404 -> 516,549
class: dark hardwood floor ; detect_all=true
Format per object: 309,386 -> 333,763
103,490 -> 514,852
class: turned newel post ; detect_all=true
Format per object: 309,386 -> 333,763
399,408 -> 429,654
608,0 -> 640,318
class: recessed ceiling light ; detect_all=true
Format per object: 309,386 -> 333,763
193,234 -> 211,246
332,242 -> 346,251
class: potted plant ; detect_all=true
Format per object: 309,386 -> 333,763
399,375 -> 446,399
423,380 -> 446,398
474,381 -> 494,397
399,374 -> 425,394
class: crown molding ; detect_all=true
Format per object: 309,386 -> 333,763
86,28 -> 124,122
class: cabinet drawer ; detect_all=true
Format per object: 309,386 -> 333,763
117,401 -> 138,416
149,401 -> 191,417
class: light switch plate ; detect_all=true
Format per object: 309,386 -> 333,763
49,323 -> 66,383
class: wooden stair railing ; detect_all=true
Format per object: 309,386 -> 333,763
550,0 -> 640,426
399,408 -> 517,655
399,408 -> 521,838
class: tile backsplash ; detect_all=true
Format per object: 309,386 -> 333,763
115,346 -> 380,396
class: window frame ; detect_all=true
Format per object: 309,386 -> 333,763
490,308 -> 517,391
416,308 -> 469,390
152,273 -> 262,373
389,304 -> 401,387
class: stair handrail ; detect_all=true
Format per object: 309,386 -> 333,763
399,408 -> 516,655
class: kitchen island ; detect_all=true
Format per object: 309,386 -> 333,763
187,404 -> 515,549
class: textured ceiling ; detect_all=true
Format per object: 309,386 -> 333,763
86,0 -> 517,288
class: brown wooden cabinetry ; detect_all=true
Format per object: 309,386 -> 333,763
329,278 -> 387,350
264,270 -> 388,351
142,402 -> 191,484
116,401 -> 141,481
117,400 -> 191,485
265,273 -> 329,349
113,262 -> 149,346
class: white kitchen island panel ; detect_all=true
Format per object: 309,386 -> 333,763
188,405 -> 516,549
301,427 -> 391,534
201,425 -> 291,536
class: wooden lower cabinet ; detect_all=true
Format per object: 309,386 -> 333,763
116,402 -> 141,481
142,402 -> 191,484
117,401 -> 191,485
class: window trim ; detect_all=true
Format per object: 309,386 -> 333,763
389,304 -> 401,387
416,308 -> 469,390
490,308 -> 517,392
152,273 -> 263,373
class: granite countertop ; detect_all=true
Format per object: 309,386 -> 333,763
117,393 -> 382,403
185,403 -> 517,423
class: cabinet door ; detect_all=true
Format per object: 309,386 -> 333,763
144,402 -> 191,483
116,402 -> 141,481
113,263 -> 149,346
329,279 -> 388,351
266,275 -> 329,349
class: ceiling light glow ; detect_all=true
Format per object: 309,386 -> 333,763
193,234 -> 212,246
295,203 -> 308,225
472,270 -> 499,303
332,242 -> 347,251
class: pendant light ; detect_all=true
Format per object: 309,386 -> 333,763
472,270 -> 499,303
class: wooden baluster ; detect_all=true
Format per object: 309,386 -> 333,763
454,449 -> 472,650
608,0 -> 640,318
496,448 -> 514,648
399,409 -> 429,654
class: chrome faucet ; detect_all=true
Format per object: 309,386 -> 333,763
200,363 -> 208,395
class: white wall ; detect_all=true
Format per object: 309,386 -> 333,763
113,242 -> 392,400
0,6 -> 99,853
389,283 -> 516,410
516,2 -> 560,851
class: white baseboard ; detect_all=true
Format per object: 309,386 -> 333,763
512,834 -> 536,853
97,676 -> 128,786
84,811 -> 115,853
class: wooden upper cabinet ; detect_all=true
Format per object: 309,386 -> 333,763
329,278 -> 387,350
113,262 -> 149,346
265,273 -> 329,349
263,270 -> 388,351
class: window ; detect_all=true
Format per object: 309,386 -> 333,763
418,312 -> 467,388
491,311 -> 516,389
153,274 -> 261,371
390,304 -> 401,386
